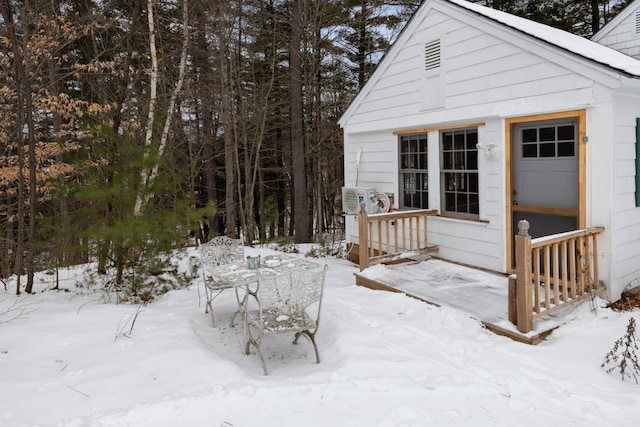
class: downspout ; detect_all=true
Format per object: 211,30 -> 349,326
356,146 -> 364,186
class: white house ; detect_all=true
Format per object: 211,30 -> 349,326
339,0 -> 640,301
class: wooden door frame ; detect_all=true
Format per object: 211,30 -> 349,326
505,109 -> 586,272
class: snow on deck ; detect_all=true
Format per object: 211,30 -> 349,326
359,260 -> 508,322
357,259 -> 572,339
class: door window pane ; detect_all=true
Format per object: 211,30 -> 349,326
519,123 -> 575,159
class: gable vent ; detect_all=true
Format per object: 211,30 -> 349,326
636,10 -> 640,34
424,40 -> 441,71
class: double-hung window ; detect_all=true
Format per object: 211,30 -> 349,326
399,133 -> 429,209
441,128 -> 479,218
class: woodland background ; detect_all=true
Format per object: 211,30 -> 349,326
0,0 -> 633,295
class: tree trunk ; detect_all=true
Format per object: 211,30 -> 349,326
44,4 -> 77,268
1,1 -> 38,293
259,166 -> 266,241
135,0 -> 189,215
214,4 -> 238,239
195,12 -> 219,238
591,0 -> 600,34
219,54 -> 237,238
14,88 -> 25,295
133,0 -> 160,216
357,1 -> 367,90
290,0 -> 310,243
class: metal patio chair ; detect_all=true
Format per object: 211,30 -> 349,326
243,263 -> 328,375
199,236 -> 245,327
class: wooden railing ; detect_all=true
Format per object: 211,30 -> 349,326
358,205 -> 438,271
509,219 -> 604,333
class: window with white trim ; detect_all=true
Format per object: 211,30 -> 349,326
441,128 -> 479,218
399,133 -> 429,209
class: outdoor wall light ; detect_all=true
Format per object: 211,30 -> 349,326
476,142 -> 497,158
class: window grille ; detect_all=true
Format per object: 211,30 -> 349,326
399,133 -> 429,209
440,128 -> 479,218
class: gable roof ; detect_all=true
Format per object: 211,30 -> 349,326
446,0 -> 640,77
339,0 -> 640,127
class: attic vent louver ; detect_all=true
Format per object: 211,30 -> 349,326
636,10 -> 640,34
424,40 -> 441,71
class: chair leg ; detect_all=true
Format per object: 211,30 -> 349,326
205,289 -> 228,328
204,286 -> 216,327
230,310 -> 241,327
208,304 -> 217,327
230,286 -> 245,327
254,344 -> 269,375
245,324 -> 269,375
294,330 -> 320,364
204,288 -> 210,314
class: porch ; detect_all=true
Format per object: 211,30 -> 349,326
351,207 -> 606,344
356,259 -> 559,344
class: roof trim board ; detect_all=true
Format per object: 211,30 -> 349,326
393,122 -> 486,135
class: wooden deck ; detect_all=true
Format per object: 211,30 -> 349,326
354,258 -> 591,345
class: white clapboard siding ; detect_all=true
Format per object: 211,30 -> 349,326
344,132 -> 397,190
607,92 -> 640,293
592,2 -> 640,60
428,218 -> 502,271
348,10 -> 603,128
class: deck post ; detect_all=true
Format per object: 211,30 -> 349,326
358,203 -> 369,271
515,220 -> 533,333
507,274 -> 517,325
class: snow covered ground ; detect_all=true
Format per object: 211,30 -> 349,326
1,244 -> 639,426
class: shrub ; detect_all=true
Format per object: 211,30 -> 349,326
602,317 -> 640,383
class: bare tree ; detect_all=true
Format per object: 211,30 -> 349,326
1,1 -> 37,293
134,0 -> 190,215
290,0 -> 310,243
211,2 -> 240,238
